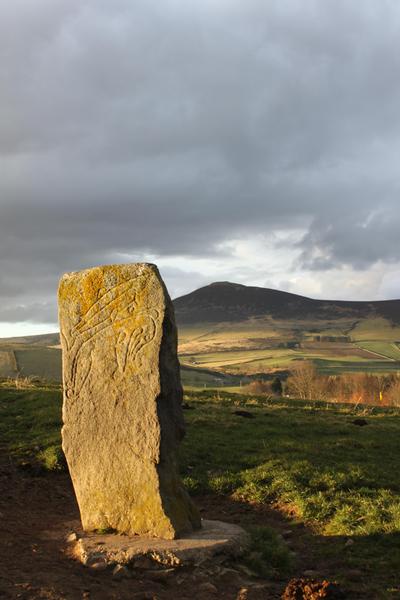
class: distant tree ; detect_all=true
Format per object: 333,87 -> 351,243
287,362 -> 328,401
285,368 -> 400,406
271,376 -> 283,396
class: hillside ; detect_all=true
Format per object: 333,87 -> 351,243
174,281 -> 400,324
2,282 -> 400,383
176,282 -> 400,377
0,332 -> 60,347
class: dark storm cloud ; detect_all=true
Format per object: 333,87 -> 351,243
299,200 -> 400,271
1,0 -> 400,323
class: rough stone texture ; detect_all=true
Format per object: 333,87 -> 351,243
74,519 -> 249,568
58,263 -> 200,539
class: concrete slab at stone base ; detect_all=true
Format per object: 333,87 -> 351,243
74,520 -> 249,570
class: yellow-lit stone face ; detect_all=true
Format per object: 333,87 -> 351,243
58,263 -> 200,539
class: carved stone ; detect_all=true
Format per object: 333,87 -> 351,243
58,263 -> 200,539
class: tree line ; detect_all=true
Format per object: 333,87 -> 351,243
245,362 -> 400,406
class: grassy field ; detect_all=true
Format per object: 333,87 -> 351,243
14,348 -> 62,381
0,384 -> 62,468
180,365 -> 248,388
356,341 -> 400,361
2,313 -> 400,387
315,358 -> 400,375
0,344 -> 62,382
350,318 -> 400,342
181,392 -> 400,530
0,350 -> 18,377
1,384 -> 400,596
177,315 -> 400,378
180,345 -> 400,376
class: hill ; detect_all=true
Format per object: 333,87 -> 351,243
175,282 -> 400,377
174,281 -> 400,324
0,332 -> 60,347
2,282 -> 400,383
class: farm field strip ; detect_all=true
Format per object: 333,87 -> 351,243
180,344 -> 395,375
176,315 -> 400,377
356,341 -> 400,361
315,358 -> 400,374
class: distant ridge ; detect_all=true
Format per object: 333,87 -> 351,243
2,282 -> 400,343
0,332 -> 60,346
173,281 -> 400,325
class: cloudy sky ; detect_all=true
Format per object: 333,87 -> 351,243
1,0 -> 400,336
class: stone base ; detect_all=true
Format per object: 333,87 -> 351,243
73,520 -> 249,571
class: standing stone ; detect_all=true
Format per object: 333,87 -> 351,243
58,263 -> 200,539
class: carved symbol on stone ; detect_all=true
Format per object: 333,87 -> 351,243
63,277 -> 159,399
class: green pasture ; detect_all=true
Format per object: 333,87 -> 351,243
180,348 -> 295,367
181,392 -> 400,596
0,386 -> 62,463
0,350 -> 18,377
315,358 -> 400,375
356,341 -> 400,361
15,348 -> 62,381
0,342 -> 62,382
180,346 -> 398,377
180,365 -> 246,388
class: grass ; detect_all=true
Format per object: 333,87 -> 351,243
1,384 -> 400,595
351,318 -> 400,342
0,385 -> 62,465
179,391 -> 400,595
316,358 -> 400,374
14,348 -> 61,381
180,392 -> 400,535
0,350 -> 18,377
181,347 -> 398,377
244,525 -> 293,578
357,341 -> 400,361
0,344 -> 62,382
2,384 -> 400,539
180,365 -> 246,388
